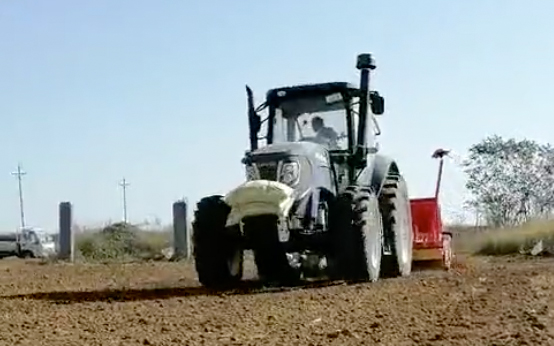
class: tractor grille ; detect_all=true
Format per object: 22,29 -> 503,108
256,162 -> 278,181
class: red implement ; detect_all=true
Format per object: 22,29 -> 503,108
410,149 -> 453,270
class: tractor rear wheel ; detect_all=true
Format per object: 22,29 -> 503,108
330,186 -> 383,282
192,195 -> 243,289
379,176 -> 414,278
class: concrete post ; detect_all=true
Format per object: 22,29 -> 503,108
58,202 -> 74,262
172,200 -> 189,260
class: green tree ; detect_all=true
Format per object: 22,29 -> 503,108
463,135 -> 554,227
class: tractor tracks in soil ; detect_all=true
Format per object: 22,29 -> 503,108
0,255 -> 552,345
5,279 -> 350,304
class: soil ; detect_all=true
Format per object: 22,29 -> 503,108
0,253 -> 553,346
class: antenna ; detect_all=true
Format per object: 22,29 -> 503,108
11,163 -> 27,229
119,177 -> 130,223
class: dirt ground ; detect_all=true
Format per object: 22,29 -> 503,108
0,253 -> 553,346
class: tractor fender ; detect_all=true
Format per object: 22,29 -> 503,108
356,153 -> 400,195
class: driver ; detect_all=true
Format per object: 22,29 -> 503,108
311,116 -> 339,147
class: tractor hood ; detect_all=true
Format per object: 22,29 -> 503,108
243,141 -> 331,190
233,142 -> 335,223
235,141 -> 335,227
245,141 -> 329,163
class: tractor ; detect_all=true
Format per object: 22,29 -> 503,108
192,53 -> 414,288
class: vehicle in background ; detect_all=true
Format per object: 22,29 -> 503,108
0,227 -> 57,259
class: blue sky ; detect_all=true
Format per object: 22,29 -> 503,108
1,0 -> 553,231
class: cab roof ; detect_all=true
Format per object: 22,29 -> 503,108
265,82 -> 359,105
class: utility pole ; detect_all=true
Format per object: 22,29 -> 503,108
119,177 -> 130,223
11,163 -> 26,229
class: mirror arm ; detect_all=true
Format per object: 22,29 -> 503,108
372,115 -> 381,136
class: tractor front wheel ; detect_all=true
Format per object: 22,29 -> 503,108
192,195 -> 243,289
246,215 -> 301,286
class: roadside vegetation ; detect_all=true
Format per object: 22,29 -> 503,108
472,220 -> 554,256
446,135 -> 554,257
74,222 -> 173,262
450,221 -> 554,257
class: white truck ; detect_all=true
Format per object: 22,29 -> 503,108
0,227 -> 57,259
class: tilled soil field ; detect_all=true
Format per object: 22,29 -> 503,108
0,254 -> 553,346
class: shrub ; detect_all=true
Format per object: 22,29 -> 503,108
76,222 -> 171,262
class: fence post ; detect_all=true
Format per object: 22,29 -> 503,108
172,200 -> 189,260
58,201 -> 74,262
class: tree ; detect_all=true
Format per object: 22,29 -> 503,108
462,135 -> 554,227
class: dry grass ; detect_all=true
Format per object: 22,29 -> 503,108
449,220 -> 554,256
448,224 -> 492,254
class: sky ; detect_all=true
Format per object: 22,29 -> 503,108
1,0 -> 554,231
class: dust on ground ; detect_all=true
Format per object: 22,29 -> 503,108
0,254 -> 552,346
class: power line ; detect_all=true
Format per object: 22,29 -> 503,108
119,177 -> 130,223
11,163 -> 26,229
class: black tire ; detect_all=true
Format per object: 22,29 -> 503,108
192,195 -> 243,289
246,215 -> 300,286
379,175 -> 414,278
20,251 -> 33,259
329,186 -> 383,282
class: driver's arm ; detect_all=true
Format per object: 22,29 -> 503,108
323,127 -> 338,140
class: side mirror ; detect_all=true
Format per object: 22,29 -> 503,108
241,153 -> 253,165
370,91 -> 384,115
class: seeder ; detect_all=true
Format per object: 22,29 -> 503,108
410,149 -> 453,270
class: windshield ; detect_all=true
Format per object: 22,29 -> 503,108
43,234 -> 53,243
35,232 -> 53,243
272,98 -> 350,150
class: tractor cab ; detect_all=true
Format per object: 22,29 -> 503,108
264,83 -> 356,153
243,54 -> 385,191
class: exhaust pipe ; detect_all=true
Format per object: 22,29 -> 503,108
355,53 -> 376,150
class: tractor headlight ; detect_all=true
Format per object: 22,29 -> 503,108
279,161 -> 300,186
245,165 -> 258,181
